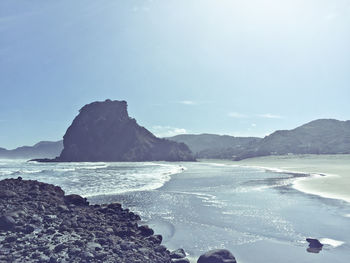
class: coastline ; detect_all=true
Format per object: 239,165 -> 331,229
0,177 -> 190,263
232,154 -> 350,204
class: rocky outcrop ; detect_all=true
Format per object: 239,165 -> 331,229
197,249 -> 237,263
306,238 -> 323,253
0,178 -> 189,263
0,141 -> 63,159
37,100 -> 195,162
235,119 -> 350,160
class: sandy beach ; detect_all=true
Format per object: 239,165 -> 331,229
234,154 -> 350,203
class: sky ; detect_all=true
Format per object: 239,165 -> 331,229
0,0 -> 349,149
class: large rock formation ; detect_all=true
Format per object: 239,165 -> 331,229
235,119 -> 350,160
167,134 -> 261,159
50,100 -> 195,162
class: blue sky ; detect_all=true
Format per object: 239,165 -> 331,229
0,0 -> 349,149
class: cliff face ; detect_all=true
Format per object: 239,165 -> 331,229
57,100 -> 194,162
235,119 -> 350,160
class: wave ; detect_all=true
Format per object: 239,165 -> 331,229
80,163 -> 185,197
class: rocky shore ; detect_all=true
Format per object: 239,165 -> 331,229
0,178 -> 191,263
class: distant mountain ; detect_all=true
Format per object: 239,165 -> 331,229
235,119 -> 350,160
0,141 -> 63,159
167,134 -> 262,159
36,99 -> 195,162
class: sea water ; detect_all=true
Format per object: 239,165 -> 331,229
1,160 -> 349,262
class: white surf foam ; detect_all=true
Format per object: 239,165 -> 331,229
319,238 -> 345,248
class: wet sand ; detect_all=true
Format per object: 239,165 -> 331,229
234,154 -> 350,203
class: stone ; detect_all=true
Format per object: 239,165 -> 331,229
54,243 -> 67,253
170,248 -> 186,259
306,238 -> 323,248
306,238 -> 323,253
172,259 -> 191,263
0,190 -> 17,198
58,205 -> 69,212
4,236 -> 16,243
64,194 -> 89,206
155,245 -> 167,253
197,249 -> 237,263
138,225 -> 154,236
0,215 -> 16,231
147,234 -> 162,245
87,242 -> 102,251
24,225 -> 35,234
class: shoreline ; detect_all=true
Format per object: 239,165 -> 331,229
232,154 -> 350,204
0,177 -> 191,263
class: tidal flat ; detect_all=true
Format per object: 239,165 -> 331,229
235,154 -> 350,203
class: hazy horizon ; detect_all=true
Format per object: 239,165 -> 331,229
1,0 -> 349,149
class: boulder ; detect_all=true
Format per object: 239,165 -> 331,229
64,194 -> 89,206
197,249 -> 237,263
0,215 -> 16,231
172,259 -> 190,263
170,248 -> 186,259
306,238 -> 323,248
0,190 -> 17,198
306,238 -> 323,253
138,225 -> 154,236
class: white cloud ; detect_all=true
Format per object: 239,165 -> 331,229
151,125 -> 187,138
177,100 -> 197,105
258,113 -> 283,119
251,123 -> 257,127
228,112 -> 247,118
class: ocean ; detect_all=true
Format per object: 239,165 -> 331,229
1,160 -> 349,262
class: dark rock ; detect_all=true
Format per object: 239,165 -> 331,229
306,238 -> 323,253
170,248 -> 186,259
107,203 -> 122,210
147,234 -> 163,245
86,242 -> 102,251
38,99 -> 195,162
49,256 -> 58,263
57,205 -> 69,212
53,243 -> 67,253
64,194 -> 89,206
197,249 -> 237,263
306,238 -> 323,248
4,236 -> 16,243
24,225 -> 35,234
172,259 -> 190,263
0,215 -> 16,231
138,225 -> 154,236
0,190 -> 17,198
155,245 -> 167,253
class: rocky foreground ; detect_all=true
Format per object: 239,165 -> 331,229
0,178 -> 192,263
